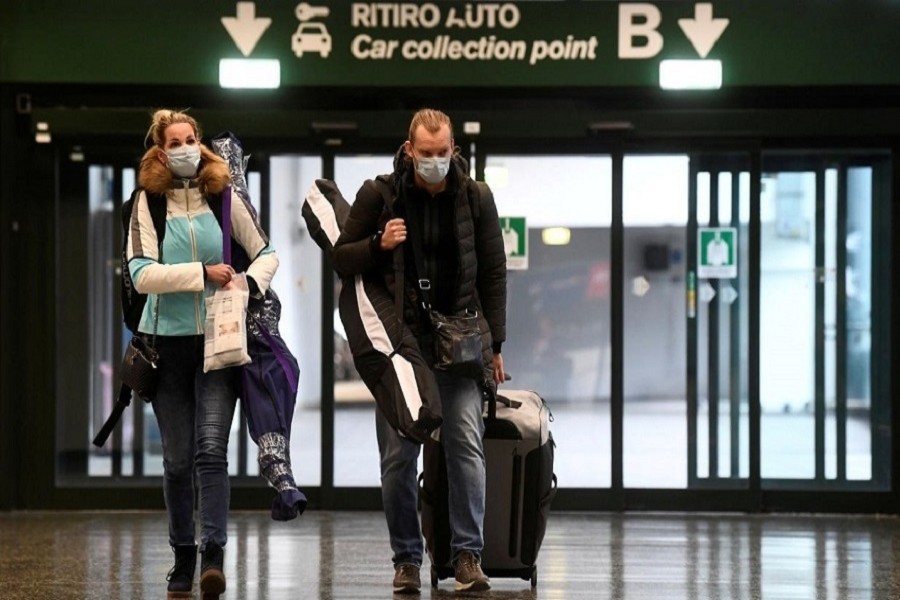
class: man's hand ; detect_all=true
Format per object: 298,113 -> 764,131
380,218 -> 407,250
492,353 -> 506,384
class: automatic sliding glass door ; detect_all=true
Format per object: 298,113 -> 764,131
759,152 -> 890,490
688,154 -> 752,488
55,139 -> 892,511
624,149 -> 892,495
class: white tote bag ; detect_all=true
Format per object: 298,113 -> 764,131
203,273 -> 251,372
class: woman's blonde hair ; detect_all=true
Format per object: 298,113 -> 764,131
144,109 -> 201,148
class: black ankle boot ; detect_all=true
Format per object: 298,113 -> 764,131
166,544 -> 197,599
200,542 -> 226,600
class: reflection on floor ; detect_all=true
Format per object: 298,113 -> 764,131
1,510 -> 899,599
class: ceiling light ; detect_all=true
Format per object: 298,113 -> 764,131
219,58 -> 281,89
542,227 -> 571,246
659,59 -> 722,90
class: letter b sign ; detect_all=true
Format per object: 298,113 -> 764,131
619,3 -> 663,59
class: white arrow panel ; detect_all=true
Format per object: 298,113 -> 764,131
699,281 -> 717,303
678,3 -> 729,59
720,284 -> 738,305
222,2 -> 272,57
632,276 -> 651,297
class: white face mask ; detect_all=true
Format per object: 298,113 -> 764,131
166,145 -> 201,178
415,156 -> 451,184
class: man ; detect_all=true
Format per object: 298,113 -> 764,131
333,108 -> 507,593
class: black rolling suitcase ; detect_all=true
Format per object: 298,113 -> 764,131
419,388 -> 557,588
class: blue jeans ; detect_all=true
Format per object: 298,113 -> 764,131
375,369 -> 486,567
150,335 -> 238,551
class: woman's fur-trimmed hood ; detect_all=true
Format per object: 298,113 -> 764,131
138,144 -> 231,195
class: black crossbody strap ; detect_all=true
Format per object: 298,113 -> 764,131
393,242 -> 405,319
404,200 -> 432,310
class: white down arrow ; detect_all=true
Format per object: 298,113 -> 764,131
222,2 -> 271,57
678,3 -> 729,59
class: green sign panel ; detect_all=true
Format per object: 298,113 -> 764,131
698,227 -> 737,279
501,217 -> 527,270
2,1 -> 899,87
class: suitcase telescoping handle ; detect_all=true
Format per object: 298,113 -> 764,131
486,373 -> 520,420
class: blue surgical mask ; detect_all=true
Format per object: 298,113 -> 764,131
416,156 -> 451,184
166,145 -> 201,178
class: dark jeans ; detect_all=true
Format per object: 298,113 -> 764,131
150,335 -> 238,551
376,367 -> 486,568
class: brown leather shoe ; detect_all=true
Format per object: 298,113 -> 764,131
454,551 -> 491,592
392,563 -> 421,594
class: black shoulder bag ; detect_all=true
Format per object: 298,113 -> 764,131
93,248 -> 162,447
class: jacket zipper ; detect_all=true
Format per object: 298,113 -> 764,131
183,181 -> 203,334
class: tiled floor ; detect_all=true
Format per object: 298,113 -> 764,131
1,510 -> 899,599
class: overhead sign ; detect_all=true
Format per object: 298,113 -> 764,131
698,227 -> 737,279
2,1 -> 899,87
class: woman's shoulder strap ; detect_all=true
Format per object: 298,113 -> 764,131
124,188 -> 167,244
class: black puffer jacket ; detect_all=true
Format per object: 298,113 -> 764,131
333,146 -> 507,360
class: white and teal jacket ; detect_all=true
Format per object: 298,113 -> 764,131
126,150 -> 278,337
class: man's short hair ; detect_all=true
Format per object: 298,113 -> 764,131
408,108 -> 453,144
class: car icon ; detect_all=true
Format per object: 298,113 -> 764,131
292,22 -> 331,58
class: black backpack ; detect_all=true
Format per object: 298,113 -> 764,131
120,189 -> 167,334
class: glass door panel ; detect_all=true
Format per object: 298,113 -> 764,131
845,166 -> 874,481
270,155 -> 324,487
486,154 -> 612,488
759,169 -> 817,479
332,155 -> 395,487
84,164 -> 124,477
691,157 -> 752,486
759,152 -> 889,489
622,155 -> 689,488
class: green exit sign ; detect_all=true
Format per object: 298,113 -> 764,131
698,227 -> 737,278
501,216 -> 527,270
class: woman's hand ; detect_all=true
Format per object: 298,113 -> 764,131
380,218 -> 407,250
205,263 -> 235,287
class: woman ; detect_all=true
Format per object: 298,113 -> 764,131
126,109 -> 278,599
